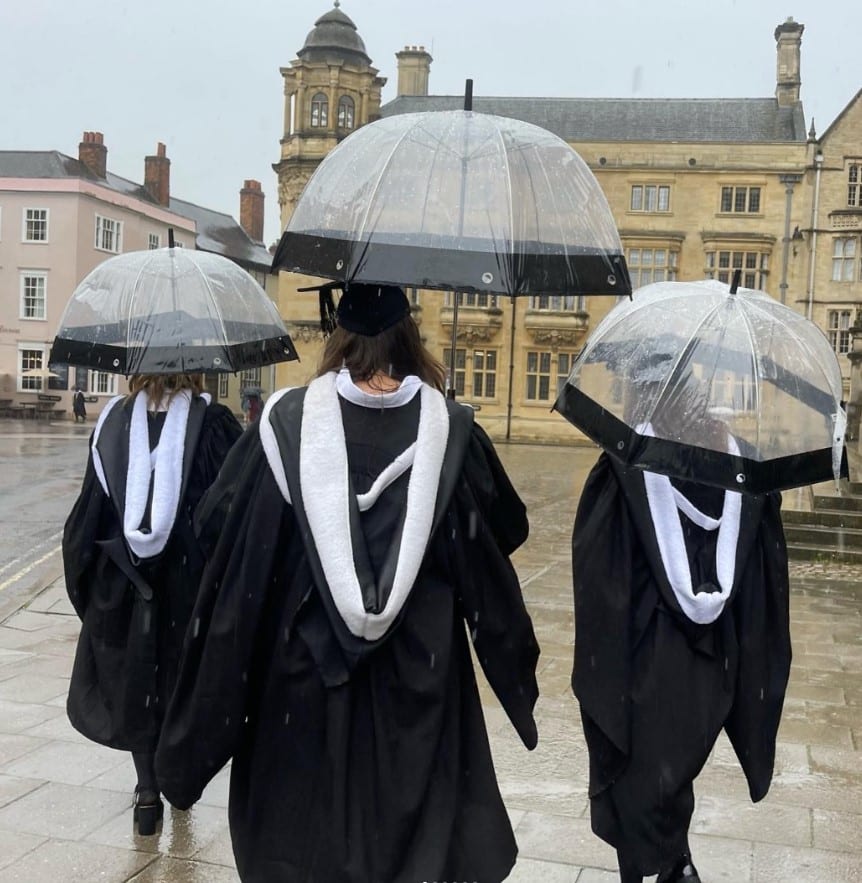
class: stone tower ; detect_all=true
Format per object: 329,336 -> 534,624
274,1 -> 387,230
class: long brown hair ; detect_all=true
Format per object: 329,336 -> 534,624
127,373 -> 205,407
316,313 -> 446,393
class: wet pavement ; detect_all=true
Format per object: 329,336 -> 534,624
0,423 -> 859,881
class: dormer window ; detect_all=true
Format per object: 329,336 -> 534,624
310,93 -> 328,128
337,96 -> 355,130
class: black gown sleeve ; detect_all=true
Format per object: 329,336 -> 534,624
154,426 -> 294,809
449,423 -> 539,749
62,449 -> 111,620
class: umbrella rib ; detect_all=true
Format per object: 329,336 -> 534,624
189,255 -> 229,349
734,301 -> 763,454
127,253 -> 156,372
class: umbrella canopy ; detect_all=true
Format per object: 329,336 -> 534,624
553,278 -> 847,494
272,109 -> 630,298
51,247 -> 299,375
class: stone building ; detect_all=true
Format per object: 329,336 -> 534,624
274,4 -> 862,441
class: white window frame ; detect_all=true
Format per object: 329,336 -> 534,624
18,344 -> 47,392
828,309 -> 852,355
529,294 -> 586,311
310,92 -> 328,128
832,237 -> 857,282
471,349 -> 498,399
719,186 -> 762,214
630,184 -> 671,213
705,249 -> 769,290
19,271 -> 47,320
88,370 -> 118,395
148,232 -> 161,250
95,214 -> 123,253
444,291 -> 499,308
443,347 -> 466,397
240,367 -> 261,387
626,247 -> 679,288
22,207 -> 49,242
218,374 -> 229,398
848,163 -> 861,208
337,95 -> 355,129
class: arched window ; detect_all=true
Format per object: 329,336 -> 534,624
337,95 -> 355,129
310,92 -> 328,128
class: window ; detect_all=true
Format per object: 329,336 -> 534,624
529,294 -> 586,311
526,351 -> 553,401
443,348 -> 466,397
218,374 -> 229,398
19,346 -> 46,391
556,352 -> 575,396
627,248 -> 678,288
407,287 -> 420,306
240,367 -> 261,387
310,92 -> 328,127
20,272 -> 47,320
630,184 -> 671,213
95,215 -> 123,253
89,370 -> 118,395
848,164 -> 861,207
832,237 -> 857,282
828,310 -> 852,355
444,291 -> 499,308
472,350 -> 497,398
705,249 -> 769,289
23,208 -> 48,242
148,233 -> 161,249
337,96 -> 355,129
720,186 -> 762,214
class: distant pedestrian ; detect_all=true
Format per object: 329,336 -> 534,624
72,388 -> 87,423
62,373 -> 242,836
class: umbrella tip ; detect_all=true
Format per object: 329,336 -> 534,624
464,79 -> 473,111
729,268 -> 741,294
168,228 -> 175,249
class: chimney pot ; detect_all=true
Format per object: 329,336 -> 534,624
240,180 -> 265,243
144,143 -> 171,206
78,130 -> 108,178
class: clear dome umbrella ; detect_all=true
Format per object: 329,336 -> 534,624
50,246 -> 298,375
272,108 -> 629,298
553,275 -> 847,494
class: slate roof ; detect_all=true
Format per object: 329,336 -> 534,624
0,150 -> 272,271
379,96 -> 808,144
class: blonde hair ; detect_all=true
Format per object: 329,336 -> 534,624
127,373 -> 204,407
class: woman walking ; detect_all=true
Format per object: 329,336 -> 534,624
63,373 -> 242,834
155,283 -> 540,882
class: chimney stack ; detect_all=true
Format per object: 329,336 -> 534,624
144,142 -> 171,207
78,131 -> 107,179
395,45 -> 433,97
240,179 -> 265,243
774,17 -> 804,107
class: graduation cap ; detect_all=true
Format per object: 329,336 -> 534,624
298,281 -> 410,337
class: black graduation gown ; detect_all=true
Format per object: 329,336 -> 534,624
64,396 -> 242,752
572,453 -> 791,875
155,381 -> 540,883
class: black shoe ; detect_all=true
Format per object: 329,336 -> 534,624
133,787 -> 164,836
657,853 -> 701,883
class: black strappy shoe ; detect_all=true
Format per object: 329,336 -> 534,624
657,853 -> 702,883
133,787 -> 164,836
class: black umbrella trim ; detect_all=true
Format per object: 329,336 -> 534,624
49,335 -> 299,376
553,383 -> 844,495
273,231 -> 631,297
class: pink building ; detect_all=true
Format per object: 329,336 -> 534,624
0,132 -> 274,419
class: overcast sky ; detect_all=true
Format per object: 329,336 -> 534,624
1,0 -> 859,248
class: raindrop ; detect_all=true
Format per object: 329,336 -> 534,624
225,716 -> 231,726
145,695 -> 151,708
285,713 -> 291,725
192,617 -> 200,637
468,510 -> 478,539
182,555 -> 187,565
242,671 -> 248,683
759,687 -> 765,700
430,653 -> 436,669
470,628 -> 478,642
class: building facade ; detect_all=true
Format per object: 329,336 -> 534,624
0,134 -> 277,420
275,7 -> 862,441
